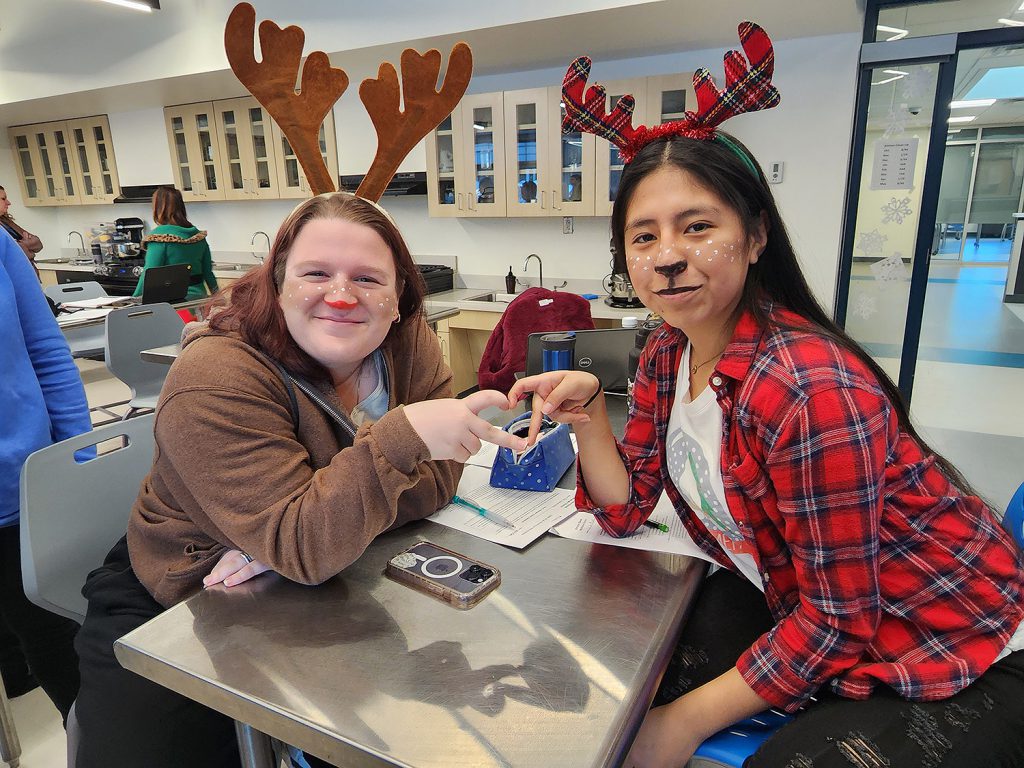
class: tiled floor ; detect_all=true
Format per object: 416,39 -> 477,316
4,687 -> 67,767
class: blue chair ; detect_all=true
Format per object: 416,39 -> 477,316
688,709 -> 791,768
1004,481 -> 1024,550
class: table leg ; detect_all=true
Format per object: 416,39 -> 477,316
0,677 -> 22,768
234,720 -> 274,768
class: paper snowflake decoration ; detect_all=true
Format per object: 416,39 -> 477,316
881,197 -> 913,225
856,229 -> 888,258
870,253 -> 908,283
900,69 -> 933,101
882,107 -> 908,139
850,293 -> 877,320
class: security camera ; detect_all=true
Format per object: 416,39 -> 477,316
907,106 -> 922,116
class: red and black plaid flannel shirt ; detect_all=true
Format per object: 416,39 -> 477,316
578,307 -> 1024,712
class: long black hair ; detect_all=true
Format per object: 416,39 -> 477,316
610,133 -> 979,498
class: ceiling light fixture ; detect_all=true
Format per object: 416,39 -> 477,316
948,115 -> 977,123
997,18 -> 1024,26
883,69 -> 910,76
871,75 -> 904,86
96,0 -> 159,11
950,98 -> 996,108
876,25 -> 909,41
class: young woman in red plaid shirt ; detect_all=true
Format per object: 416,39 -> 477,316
510,30 -> 1024,766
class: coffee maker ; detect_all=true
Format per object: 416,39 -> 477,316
603,237 -> 644,308
114,217 -> 145,256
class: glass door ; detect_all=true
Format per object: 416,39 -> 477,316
504,88 -> 549,217
457,93 -> 505,217
839,59 -> 945,392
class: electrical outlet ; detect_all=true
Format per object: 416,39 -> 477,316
768,161 -> 784,184
562,216 -> 574,234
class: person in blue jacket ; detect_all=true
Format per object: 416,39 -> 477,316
0,229 -> 91,722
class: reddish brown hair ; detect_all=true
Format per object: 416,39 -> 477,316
152,187 -> 193,228
207,193 -> 426,380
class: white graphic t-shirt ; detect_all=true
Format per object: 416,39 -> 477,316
665,344 -> 763,590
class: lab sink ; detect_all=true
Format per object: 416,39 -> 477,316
465,292 -> 518,303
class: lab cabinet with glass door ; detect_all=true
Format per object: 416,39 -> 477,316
270,115 -> 339,200
213,97 -> 280,201
502,86 -> 596,217
594,74 -> 694,216
426,93 -> 506,217
8,116 -> 120,207
68,116 -> 120,204
8,122 -> 80,205
164,103 -> 228,202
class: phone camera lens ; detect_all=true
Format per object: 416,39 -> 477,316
460,565 -> 493,584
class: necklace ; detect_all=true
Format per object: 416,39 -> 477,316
689,349 -> 725,376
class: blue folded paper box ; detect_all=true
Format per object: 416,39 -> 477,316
490,412 -> 576,492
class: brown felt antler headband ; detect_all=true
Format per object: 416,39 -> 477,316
224,2 -> 473,202
561,21 -> 780,171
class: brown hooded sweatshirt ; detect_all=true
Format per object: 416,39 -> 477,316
127,314 -> 461,607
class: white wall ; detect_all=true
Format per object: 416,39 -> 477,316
2,31 -> 861,306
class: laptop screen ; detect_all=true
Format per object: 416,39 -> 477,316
141,264 -> 191,305
525,327 -> 636,392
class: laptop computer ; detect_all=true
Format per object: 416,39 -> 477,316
525,327 -> 636,392
140,263 -> 191,305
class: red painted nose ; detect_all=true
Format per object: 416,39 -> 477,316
324,295 -> 358,310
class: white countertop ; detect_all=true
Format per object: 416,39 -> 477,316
37,259 -> 651,321
423,287 -> 650,321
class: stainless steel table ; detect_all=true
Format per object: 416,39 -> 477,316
115,521 -> 704,768
139,343 -> 181,364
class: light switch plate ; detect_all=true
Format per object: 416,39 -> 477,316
563,216 -> 574,234
768,161 -> 784,184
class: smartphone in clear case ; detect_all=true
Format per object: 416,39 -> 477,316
385,541 -> 501,609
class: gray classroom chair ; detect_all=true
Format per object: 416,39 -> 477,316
103,303 -> 184,419
43,281 -> 109,305
19,414 -> 156,767
20,414 -> 156,623
45,281 -> 111,360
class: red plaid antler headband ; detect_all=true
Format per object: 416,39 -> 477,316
561,21 -> 780,167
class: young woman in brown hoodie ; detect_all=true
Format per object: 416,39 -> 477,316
73,192 -> 526,768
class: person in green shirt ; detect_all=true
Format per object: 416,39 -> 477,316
133,187 -> 218,301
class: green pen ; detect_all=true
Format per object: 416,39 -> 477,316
451,494 -> 517,530
643,520 -> 670,533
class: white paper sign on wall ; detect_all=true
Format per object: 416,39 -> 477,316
870,138 -> 918,191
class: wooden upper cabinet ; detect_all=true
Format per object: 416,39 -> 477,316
214,97 -> 280,200
503,88 -> 550,218
457,93 -> 506,217
8,116 -> 119,207
165,98 -> 338,202
68,116 -> 120,205
164,103 -> 228,202
550,84 -> 596,217
270,114 -> 338,200
425,108 -> 461,218
594,74 -> 694,216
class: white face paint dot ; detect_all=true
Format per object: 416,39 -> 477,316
707,239 -> 713,244
714,250 -> 718,255
695,250 -> 701,256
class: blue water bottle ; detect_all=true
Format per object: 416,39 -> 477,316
541,332 -> 576,372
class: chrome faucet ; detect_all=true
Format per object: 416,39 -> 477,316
523,253 -> 543,289
251,231 -> 271,264
67,230 -> 86,260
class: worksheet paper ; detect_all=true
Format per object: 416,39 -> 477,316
56,307 -> 114,325
427,464 -> 577,548
550,492 -> 717,562
60,296 -> 131,309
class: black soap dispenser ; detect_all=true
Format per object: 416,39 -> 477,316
505,266 -> 516,294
